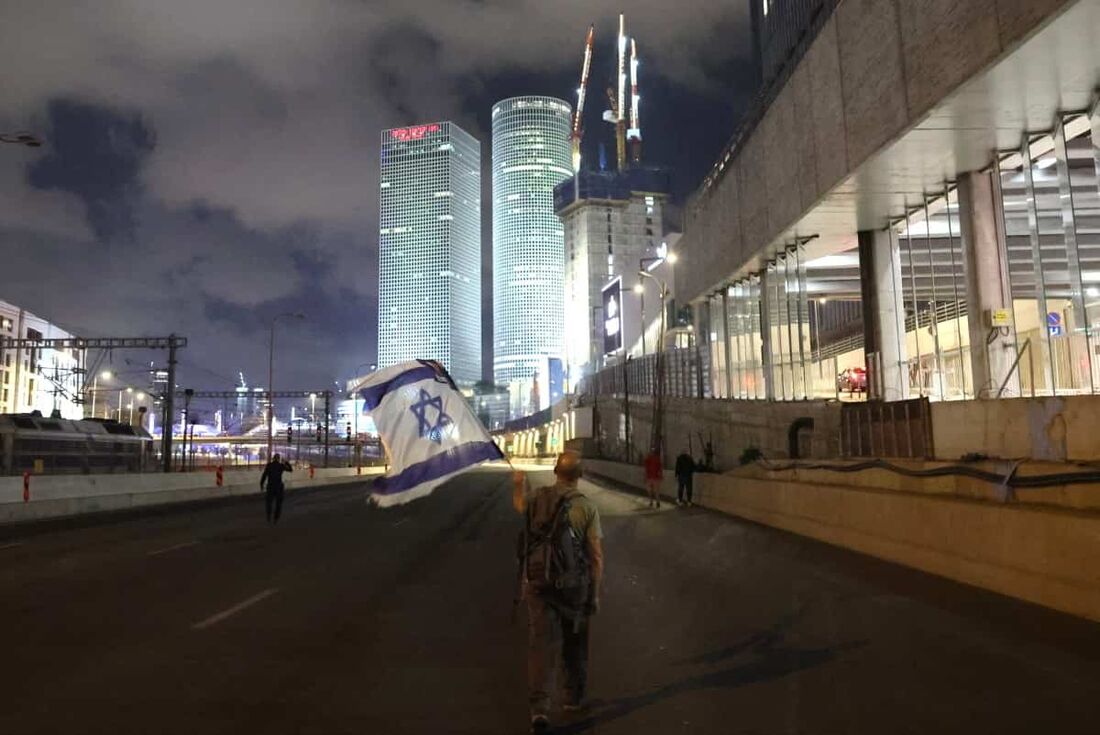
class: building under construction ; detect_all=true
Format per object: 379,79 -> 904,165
556,14 -> 673,385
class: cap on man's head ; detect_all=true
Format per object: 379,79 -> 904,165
554,450 -> 583,481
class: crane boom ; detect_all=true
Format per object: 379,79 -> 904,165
615,13 -> 628,171
571,24 -> 595,173
628,38 -> 642,164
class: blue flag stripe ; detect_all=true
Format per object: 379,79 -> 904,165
360,365 -> 440,411
373,440 -> 504,495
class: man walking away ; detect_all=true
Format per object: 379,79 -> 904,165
260,453 -> 293,524
675,449 -> 696,506
514,451 -> 604,733
643,448 -> 663,509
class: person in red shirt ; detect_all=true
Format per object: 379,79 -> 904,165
643,449 -> 663,509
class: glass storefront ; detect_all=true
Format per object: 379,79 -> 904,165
996,113 -> 1100,397
700,108 -> 1100,404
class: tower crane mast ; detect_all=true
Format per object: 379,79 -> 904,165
570,25 -> 595,173
614,13 -> 628,171
627,39 -> 642,165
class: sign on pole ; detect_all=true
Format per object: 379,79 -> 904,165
602,277 -> 624,355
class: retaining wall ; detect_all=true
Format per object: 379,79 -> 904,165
0,466 -> 382,525
588,394 -> 841,469
584,458 -> 1100,623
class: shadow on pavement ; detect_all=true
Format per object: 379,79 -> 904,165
556,609 -> 866,734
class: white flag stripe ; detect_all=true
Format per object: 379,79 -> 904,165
354,361 -> 502,506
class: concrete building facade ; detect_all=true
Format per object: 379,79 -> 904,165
555,168 -> 672,383
377,121 -> 482,385
674,0 -> 1100,406
491,96 -> 573,415
0,300 -> 82,419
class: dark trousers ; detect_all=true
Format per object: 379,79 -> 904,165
677,475 -> 693,503
528,595 -> 589,716
265,486 -> 285,523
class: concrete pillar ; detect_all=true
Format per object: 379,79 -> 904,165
760,270 -> 776,400
858,228 -> 909,401
957,171 -> 1020,398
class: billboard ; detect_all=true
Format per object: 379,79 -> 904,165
602,277 -> 624,355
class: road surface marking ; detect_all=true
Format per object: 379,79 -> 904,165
147,540 -> 200,557
393,518 -> 409,527
0,542 -> 24,551
192,588 -> 279,631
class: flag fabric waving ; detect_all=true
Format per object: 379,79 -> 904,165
356,360 -> 504,507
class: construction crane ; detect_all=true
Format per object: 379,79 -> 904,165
627,38 -> 642,165
615,13 -> 628,171
570,24 -> 595,173
602,14 -> 629,172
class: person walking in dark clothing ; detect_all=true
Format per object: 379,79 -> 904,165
260,453 -> 293,524
675,450 -> 695,506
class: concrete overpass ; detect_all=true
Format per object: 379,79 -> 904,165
677,0 -> 1100,403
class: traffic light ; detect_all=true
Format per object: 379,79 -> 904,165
345,422 -> 352,441
316,424 -> 322,442
287,426 -> 293,442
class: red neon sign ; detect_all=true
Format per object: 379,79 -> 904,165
390,124 -> 440,141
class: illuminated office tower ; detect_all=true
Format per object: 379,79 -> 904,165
377,122 -> 481,384
491,96 -> 573,415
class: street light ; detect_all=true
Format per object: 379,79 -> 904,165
633,282 -> 647,356
128,391 -> 146,426
351,362 -> 375,440
0,132 -> 43,148
639,270 -> 670,352
310,392 -> 317,429
89,370 -> 113,419
267,312 -> 306,461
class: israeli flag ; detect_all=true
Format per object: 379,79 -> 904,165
356,360 -> 504,507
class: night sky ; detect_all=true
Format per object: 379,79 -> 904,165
0,1 -> 755,394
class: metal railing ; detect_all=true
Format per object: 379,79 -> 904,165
582,348 -> 707,400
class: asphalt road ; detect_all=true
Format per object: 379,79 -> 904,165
1,468 -> 1098,734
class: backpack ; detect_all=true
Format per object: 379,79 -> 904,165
519,490 -> 591,611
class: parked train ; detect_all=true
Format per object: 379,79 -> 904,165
0,412 -> 154,475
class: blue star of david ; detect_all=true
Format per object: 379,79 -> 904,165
409,388 -> 453,443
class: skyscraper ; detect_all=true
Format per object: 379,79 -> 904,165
377,122 -> 481,385
491,96 -> 573,415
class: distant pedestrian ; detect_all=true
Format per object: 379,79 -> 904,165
514,451 -> 604,733
260,453 -> 293,524
643,448 -> 663,509
675,449 -> 696,506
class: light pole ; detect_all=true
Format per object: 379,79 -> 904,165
666,250 -> 679,331
639,269 -> 670,457
0,132 -> 42,148
90,370 -> 112,419
310,392 -> 317,431
638,256 -> 664,357
351,362 -> 375,439
267,312 -> 305,461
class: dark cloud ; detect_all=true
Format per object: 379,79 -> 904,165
27,99 -> 155,242
0,0 -> 752,392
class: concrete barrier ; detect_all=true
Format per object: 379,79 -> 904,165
584,458 -> 1100,623
0,466 -> 383,525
